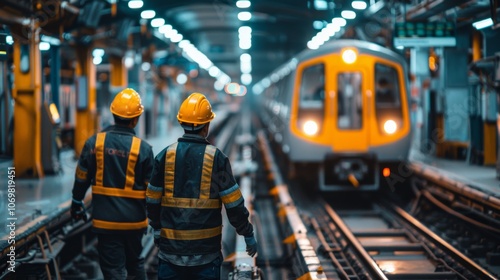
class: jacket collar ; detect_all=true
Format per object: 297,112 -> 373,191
102,125 -> 136,136
179,133 -> 210,144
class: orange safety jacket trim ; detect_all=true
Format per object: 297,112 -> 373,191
162,143 -> 221,210
93,218 -> 148,230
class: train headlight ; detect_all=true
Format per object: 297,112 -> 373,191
341,48 -> 357,64
303,120 -> 319,136
383,120 -> 397,134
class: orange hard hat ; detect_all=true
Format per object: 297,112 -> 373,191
110,88 -> 144,119
177,93 -> 215,129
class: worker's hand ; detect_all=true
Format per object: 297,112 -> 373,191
71,199 -> 87,222
153,229 -> 161,247
244,234 -> 258,257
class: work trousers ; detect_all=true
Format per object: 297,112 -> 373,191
97,232 -> 146,280
157,256 -> 222,280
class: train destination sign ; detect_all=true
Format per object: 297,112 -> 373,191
393,21 -> 456,47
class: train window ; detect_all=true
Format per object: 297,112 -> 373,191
297,63 -> 325,135
337,72 -> 362,130
299,64 -> 325,104
375,63 -> 401,107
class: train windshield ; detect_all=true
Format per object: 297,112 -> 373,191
297,63 -> 325,135
375,63 -> 401,107
299,64 -> 325,104
337,72 -> 362,130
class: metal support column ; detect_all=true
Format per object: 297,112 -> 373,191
74,46 -> 97,157
480,30 -> 498,166
12,33 -> 43,177
109,55 -> 127,92
50,45 -> 60,109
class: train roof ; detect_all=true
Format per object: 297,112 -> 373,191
295,39 -> 407,66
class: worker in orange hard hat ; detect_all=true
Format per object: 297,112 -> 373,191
146,93 -> 257,279
71,88 -> 154,280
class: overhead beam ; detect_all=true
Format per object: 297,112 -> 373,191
403,0 -> 471,21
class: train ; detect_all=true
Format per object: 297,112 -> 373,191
258,39 -> 412,191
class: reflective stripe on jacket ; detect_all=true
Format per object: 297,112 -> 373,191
73,125 -> 154,233
147,134 -> 253,255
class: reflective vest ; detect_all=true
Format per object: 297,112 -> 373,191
159,142 -> 224,255
91,132 -> 149,232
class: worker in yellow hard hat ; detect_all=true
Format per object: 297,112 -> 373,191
146,92 -> 257,279
71,88 -> 154,280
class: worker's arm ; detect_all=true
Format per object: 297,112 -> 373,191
72,139 -> 94,201
216,153 -> 254,237
146,151 -> 165,230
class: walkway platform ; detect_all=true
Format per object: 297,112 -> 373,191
409,147 -> 499,198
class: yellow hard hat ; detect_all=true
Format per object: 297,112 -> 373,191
110,88 -> 144,119
177,93 -> 215,128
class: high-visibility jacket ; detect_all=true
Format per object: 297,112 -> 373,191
147,134 -> 253,255
72,125 -> 154,233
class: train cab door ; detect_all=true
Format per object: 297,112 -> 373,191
328,51 -> 371,153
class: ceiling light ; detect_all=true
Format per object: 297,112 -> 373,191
209,66 -> 221,77
171,33 -> 183,43
214,80 -> 224,91
341,10 -> 356,19
240,53 -> 251,62
236,0 -> 251,8
141,62 -> 151,71
128,0 -> 143,9
239,41 -> 251,49
352,1 -> 367,10
124,56 -> 134,68
39,42 -> 50,51
178,40 -> 190,48
313,20 -> 324,30
151,18 -> 165,27
238,26 -> 252,33
314,0 -> 328,10
238,33 -> 252,41
241,63 -> 252,74
473,18 -> 493,30
176,73 -> 188,85
93,56 -> 102,65
241,73 -> 252,85
332,17 -> 347,26
92,48 -> 105,57
159,24 -> 172,33
238,12 -> 252,21
141,10 -> 155,19
307,41 -> 319,49
164,29 -> 177,38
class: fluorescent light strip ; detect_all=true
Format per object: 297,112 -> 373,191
236,0 -> 251,8
238,12 -> 252,21
128,0 -> 143,9
352,1 -> 367,10
141,10 -> 155,19
153,27 -> 230,87
473,18 -> 493,30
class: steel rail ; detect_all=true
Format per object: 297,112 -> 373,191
389,203 -> 497,280
323,203 -> 389,280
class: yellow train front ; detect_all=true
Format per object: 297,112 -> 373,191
260,40 -> 412,191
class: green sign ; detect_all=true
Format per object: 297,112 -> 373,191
394,22 -> 456,47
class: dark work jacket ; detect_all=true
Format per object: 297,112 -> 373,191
72,125 -> 154,234
147,134 -> 253,255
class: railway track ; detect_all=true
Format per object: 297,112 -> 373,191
256,125 -> 499,279
307,198 -> 497,279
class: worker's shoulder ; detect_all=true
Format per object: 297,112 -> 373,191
134,136 -> 153,151
211,145 -> 228,160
